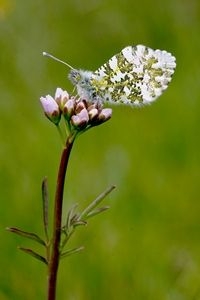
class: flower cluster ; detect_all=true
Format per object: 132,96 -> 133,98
40,88 -> 112,131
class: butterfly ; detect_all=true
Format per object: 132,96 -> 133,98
43,45 -> 176,106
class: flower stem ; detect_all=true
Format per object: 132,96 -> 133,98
47,133 -> 76,300
56,124 -> 65,146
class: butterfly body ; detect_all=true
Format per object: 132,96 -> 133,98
68,69 -> 96,99
68,45 -> 176,106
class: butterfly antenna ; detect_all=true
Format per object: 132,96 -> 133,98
43,52 -> 74,70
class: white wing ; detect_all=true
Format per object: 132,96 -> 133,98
91,45 -> 176,106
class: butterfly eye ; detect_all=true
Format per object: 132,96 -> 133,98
69,70 -> 81,85
81,78 -> 89,85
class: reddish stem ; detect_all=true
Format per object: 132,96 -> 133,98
47,134 -> 75,300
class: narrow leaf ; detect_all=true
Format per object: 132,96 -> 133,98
86,206 -> 110,219
6,227 -> 46,246
73,220 -> 87,227
18,247 -> 47,265
61,246 -> 84,259
66,203 -> 78,230
42,177 -> 49,239
79,185 -> 116,220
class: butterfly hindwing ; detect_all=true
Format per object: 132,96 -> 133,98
90,45 -> 176,106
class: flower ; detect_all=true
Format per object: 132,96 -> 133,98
98,108 -> 112,122
40,95 -> 61,125
55,88 -> 70,111
88,107 -> 99,121
63,98 -> 75,119
71,108 -> 89,129
40,88 -> 112,131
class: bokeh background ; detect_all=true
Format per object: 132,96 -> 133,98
0,0 -> 200,299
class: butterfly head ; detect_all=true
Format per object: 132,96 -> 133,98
68,69 -> 82,85
68,69 -> 96,100
43,52 -> 96,100
68,69 -> 92,86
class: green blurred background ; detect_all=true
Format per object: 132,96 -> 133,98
0,0 -> 200,299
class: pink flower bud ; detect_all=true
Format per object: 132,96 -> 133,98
75,101 -> 86,113
40,95 -> 61,125
55,88 -> 69,110
88,108 -> 99,121
98,108 -> 112,122
71,108 -> 89,129
63,99 -> 75,119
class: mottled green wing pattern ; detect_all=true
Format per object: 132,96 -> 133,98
91,45 -> 176,106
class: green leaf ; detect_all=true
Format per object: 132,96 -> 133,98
42,177 -> 49,239
18,247 -> 47,265
79,185 -> 116,220
61,246 -> 84,259
73,220 -> 87,227
66,203 -> 78,230
85,206 -> 110,219
6,227 -> 46,246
